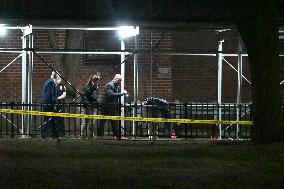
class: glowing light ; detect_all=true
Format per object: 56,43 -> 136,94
0,24 -> 7,36
118,26 -> 139,39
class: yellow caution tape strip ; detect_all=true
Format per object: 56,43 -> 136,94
0,108 -> 253,125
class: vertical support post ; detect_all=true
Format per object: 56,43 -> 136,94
236,38 -> 242,139
21,27 -> 27,138
217,40 -> 224,140
136,35 -> 139,102
133,35 -> 139,137
150,30 -> 153,96
27,25 -> 33,136
120,40 -> 125,135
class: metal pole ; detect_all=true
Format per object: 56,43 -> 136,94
33,26 -> 121,31
27,25 -> 33,136
136,36 -> 139,103
120,40 -> 125,135
236,38 -> 242,139
133,35 -> 139,137
217,40 -> 224,139
0,54 -> 22,73
222,57 -> 251,84
150,30 -> 153,96
21,27 -> 27,137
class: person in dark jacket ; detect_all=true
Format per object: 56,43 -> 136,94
55,76 -> 67,137
80,74 -> 100,138
98,74 -> 127,139
41,71 -> 59,139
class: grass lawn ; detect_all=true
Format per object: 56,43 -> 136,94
0,139 -> 283,189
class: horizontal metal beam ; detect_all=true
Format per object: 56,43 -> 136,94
223,54 -> 248,57
0,26 -> 25,30
0,48 -> 284,57
0,48 -> 132,55
32,26 -> 121,30
37,51 -> 131,55
158,53 -> 217,56
1,25 -> 120,30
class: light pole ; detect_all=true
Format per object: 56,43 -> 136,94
118,26 -> 139,136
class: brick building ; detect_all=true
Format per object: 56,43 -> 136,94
0,26 -> 256,103
0,1 -> 283,104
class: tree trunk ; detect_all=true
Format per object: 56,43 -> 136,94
47,30 -> 83,99
47,30 -> 64,70
228,1 -> 283,143
62,30 -> 84,98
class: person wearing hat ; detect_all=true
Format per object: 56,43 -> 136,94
80,74 -> 101,138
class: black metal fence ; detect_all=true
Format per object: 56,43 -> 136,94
0,102 -> 255,140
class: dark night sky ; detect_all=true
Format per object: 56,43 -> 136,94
0,0 -> 283,25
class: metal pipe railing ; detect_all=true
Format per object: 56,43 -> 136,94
0,101 -> 256,139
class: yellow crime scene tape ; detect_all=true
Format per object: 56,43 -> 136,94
0,108 -> 253,125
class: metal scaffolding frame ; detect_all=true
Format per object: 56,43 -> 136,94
0,25 -> 33,136
1,25 -> 283,139
0,25 -> 139,137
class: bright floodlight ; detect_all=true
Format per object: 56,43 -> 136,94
0,24 -> 7,36
118,26 -> 139,39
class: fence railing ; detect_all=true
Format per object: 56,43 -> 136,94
0,102 -> 254,139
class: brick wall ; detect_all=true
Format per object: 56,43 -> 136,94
172,30 -> 252,102
0,30 -> 23,101
0,27 -> 259,103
